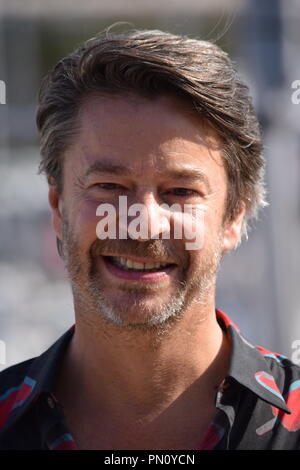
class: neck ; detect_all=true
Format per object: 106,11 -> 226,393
55,291 -> 231,418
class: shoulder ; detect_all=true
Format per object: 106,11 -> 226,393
0,358 -> 36,392
255,344 -> 300,379
255,344 -> 300,417
0,358 -> 37,428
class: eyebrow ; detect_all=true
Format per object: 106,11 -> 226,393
84,160 -> 134,179
165,167 -> 212,192
83,160 -> 211,192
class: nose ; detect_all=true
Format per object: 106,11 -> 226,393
127,191 -> 171,241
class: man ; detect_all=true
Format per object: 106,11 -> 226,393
0,29 -> 300,450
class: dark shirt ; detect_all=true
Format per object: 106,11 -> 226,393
0,309 -> 300,450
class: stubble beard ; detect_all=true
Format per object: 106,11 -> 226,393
60,215 -> 224,334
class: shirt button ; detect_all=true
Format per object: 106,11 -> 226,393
47,395 -> 56,409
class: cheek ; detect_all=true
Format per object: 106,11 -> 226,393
71,199 -> 100,248
188,206 -> 223,252
175,209 -> 206,252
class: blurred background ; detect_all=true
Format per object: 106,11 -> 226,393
0,0 -> 299,370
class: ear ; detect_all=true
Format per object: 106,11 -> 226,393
48,183 -> 63,241
222,204 -> 246,252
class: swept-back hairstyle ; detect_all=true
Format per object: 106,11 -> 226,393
36,29 -> 267,241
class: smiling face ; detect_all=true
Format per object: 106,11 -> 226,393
49,93 -> 245,329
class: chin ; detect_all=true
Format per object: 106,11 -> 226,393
93,289 -> 188,329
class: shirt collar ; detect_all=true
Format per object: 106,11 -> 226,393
0,309 -> 291,435
216,309 -> 291,414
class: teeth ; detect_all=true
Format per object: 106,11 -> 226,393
111,256 -> 171,271
132,261 -> 145,269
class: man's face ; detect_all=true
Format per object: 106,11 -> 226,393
50,94 -> 243,329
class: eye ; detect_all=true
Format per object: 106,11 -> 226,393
167,188 -> 198,196
92,183 -> 124,190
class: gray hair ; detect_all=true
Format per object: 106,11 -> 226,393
36,28 -> 267,242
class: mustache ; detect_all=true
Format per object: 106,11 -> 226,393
90,238 -> 188,267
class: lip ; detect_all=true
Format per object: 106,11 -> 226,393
100,255 -> 177,282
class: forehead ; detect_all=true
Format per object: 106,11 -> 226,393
64,93 -> 226,183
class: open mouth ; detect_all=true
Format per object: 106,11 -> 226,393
104,255 -> 176,272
